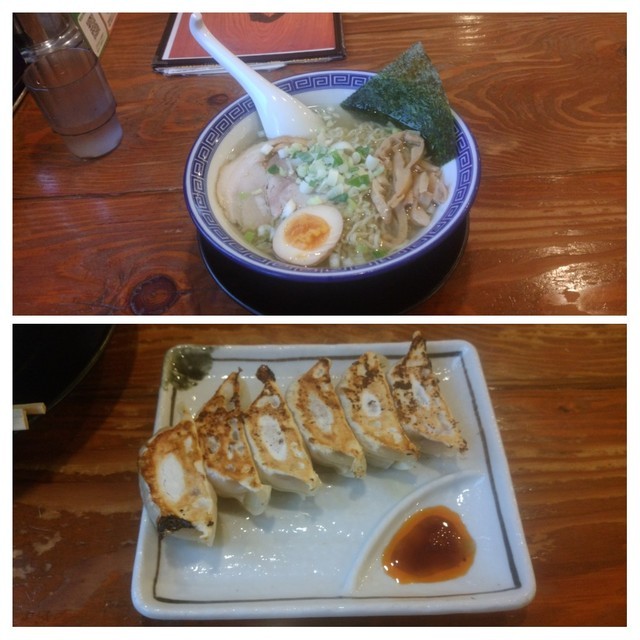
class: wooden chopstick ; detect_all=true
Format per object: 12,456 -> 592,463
13,403 -> 47,431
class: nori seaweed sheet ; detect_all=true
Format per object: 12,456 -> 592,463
341,43 -> 457,165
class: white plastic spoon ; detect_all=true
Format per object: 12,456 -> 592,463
189,12 -> 324,139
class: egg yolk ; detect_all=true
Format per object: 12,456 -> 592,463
284,213 -> 330,250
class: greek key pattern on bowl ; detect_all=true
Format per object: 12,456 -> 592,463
277,72 -> 372,94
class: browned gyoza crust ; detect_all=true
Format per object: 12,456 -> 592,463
194,371 -> 271,515
387,331 -> 467,455
138,419 -> 217,545
243,365 -> 321,496
286,358 -> 366,478
337,351 -> 417,469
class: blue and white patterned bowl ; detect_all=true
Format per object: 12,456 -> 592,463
185,70 -> 480,290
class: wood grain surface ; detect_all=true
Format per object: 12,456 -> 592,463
12,13 -> 626,315
12,324 -> 626,626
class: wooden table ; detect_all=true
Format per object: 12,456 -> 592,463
12,13 -> 626,315
12,324 -> 626,626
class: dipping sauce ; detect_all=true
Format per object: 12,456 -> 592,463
382,505 -> 476,583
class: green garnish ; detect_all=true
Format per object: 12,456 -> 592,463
340,43 -> 457,165
294,150 -> 314,163
267,164 -> 280,175
329,192 -> 349,203
330,150 -> 344,166
346,174 -> 370,188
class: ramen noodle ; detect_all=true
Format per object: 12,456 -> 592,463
216,108 -> 448,268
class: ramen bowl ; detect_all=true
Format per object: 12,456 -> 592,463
184,70 -> 480,314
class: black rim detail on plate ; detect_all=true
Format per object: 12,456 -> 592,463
198,215 -> 469,315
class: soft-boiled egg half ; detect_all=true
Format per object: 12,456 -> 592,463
272,205 -> 343,266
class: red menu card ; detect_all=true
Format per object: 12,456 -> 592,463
153,13 -> 345,75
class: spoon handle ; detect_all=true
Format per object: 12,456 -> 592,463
189,13 -> 276,99
189,13 -> 322,139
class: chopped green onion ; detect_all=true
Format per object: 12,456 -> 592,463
294,150 -> 314,163
346,174 -> 370,188
331,150 -> 344,166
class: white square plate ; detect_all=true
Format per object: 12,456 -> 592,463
131,339 -> 535,620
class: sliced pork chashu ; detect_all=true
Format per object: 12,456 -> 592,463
138,419 -> 217,545
337,351 -> 418,469
287,358 -> 366,478
195,371 -> 271,515
244,365 -> 321,496
388,331 -> 467,455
